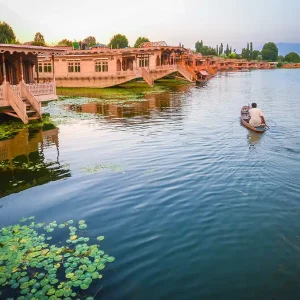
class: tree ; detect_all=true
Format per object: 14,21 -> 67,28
195,41 -> 217,55
225,44 -> 230,56
252,50 -> 261,60
108,34 -> 129,49
261,42 -> 278,61
278,55 -> 284,62
57,39 -> 72,47
32,32 -> 46,46
219,43 -> 223,55
284,52 -> 300,63
228,53 -> 237,59
83,36 -> 96,47
134,37 -> 150,48
0,21 -> 16,44
250,42 -> 253,60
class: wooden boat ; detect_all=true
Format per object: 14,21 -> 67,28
196,70 -> 209,84
240,105 -> 268,133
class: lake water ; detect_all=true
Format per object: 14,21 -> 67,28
1,69 -> 300,299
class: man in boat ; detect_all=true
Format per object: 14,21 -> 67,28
249,103 -> 266,127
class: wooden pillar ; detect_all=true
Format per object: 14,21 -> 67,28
20,54 -> 24,82
2,53 -> 6,82
36,61 -> 39,83
52,54 -> 55,81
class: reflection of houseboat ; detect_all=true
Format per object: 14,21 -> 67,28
0,127 -> 70,198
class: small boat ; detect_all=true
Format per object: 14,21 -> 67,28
196,70 -> 209,84
240,105 -> 268,133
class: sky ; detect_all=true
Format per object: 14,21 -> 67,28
0,0 -> 299,51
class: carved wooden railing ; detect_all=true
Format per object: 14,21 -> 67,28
20,81 -> 42,119
26,82 -> 55,96
11,84 -> 21,97
6,82 -> 28,124
155,64 -> 177,71
176,64 -> 194,82
141,68 -> 154,87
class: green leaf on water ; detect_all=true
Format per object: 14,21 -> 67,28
80,283 -> 89,290
97,236 -> 104,241
66,273 -> 74,279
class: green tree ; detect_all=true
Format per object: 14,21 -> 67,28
250,42 -> 253,60
228,53 -> 237,59
277,62 -> 283,68
32,32 -> 46,46
0,21 -> 16,44
108,34 -> 129,49
134,37 -> 150,48
219,43 -> 223,55
225,44 -> 230,56
83,36 -> 96,47
252,50 -> 261,60
261,42 -> 278,61
284,52 -> 300,63
57,39 -> 72,47
278,55 -> 284,62
195,41 -> 217,55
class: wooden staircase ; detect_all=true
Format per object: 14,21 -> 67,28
3,82 -> 42,124
141,68 -> 154,87
183,65 -> 197,81
176,64 -> 195,82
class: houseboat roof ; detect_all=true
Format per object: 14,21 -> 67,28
66,46 -> 188,56
0,44 -> 67,55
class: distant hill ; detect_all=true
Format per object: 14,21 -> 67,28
277,43 -> 300,56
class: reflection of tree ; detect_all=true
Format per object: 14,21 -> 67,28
0,128 -> 71,198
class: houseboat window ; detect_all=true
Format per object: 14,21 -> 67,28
38,63 -> 42,73
44,63 -> 52,73
68,62 -> 81,72
95,61 -> 108,72
75,62 -> 80,72
95,62 -> 101,72
139,57 -> 149,68
102,62 -> 108,72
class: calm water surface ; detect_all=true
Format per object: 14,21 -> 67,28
1,70 -> 300,299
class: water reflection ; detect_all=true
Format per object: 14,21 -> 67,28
0,128 -> 71,198
65,91 -> 182,120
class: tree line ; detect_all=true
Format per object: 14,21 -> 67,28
0,21 -> 149,49
195,39 -> 300,64
1,21 -> 300,63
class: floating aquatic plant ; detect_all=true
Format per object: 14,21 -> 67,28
83,164 -> 124,174
0,217 -> 115,299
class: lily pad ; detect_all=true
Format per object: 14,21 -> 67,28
80,283 -> 89,290
97,236 -> 105,241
